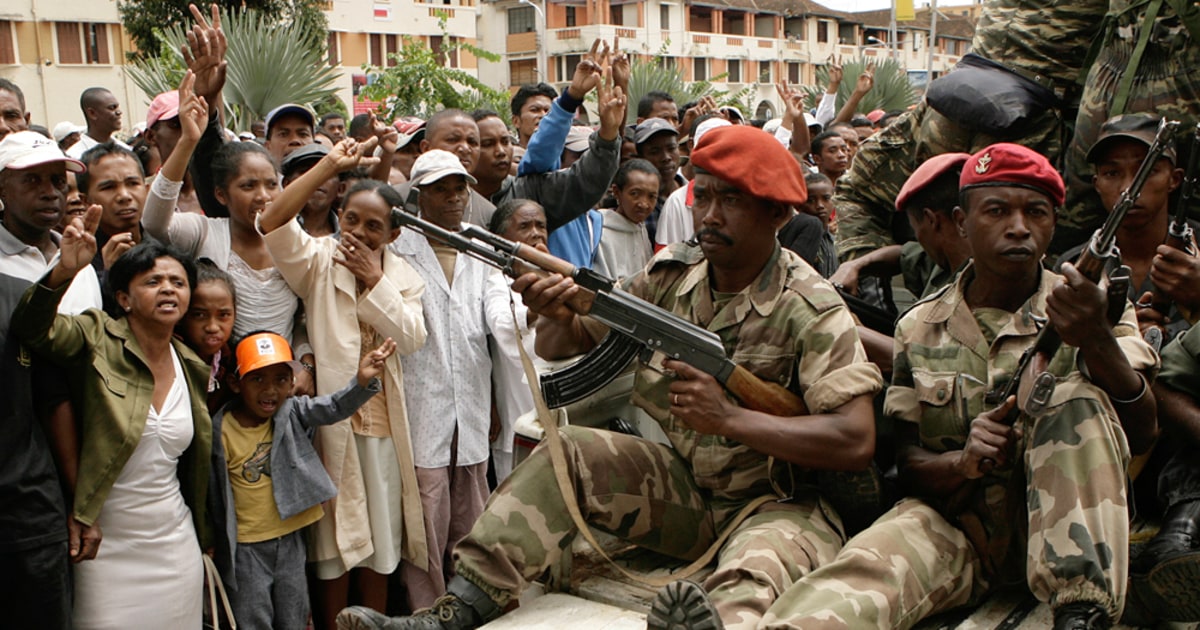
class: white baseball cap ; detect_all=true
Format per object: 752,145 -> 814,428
0,131 -> 85,173
51,121 -> 85,143
410,149 -> 477,187
693,118 -> 732,149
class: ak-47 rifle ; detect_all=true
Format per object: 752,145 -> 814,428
390,212 -> 809,417
941,120 -> 1177,518
1147,123 -> 1200,321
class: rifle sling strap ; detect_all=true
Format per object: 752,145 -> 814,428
1112,0 -> 1164,116
509,298 -> 774,589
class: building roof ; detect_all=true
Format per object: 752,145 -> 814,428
845,6 -> 975,39
689,0 -> 852,19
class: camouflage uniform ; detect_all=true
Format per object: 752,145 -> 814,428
1064,0 -> 1200,254
836,0 -> 1108,264
1149,323 -> 1200,512
453,243 -> 883,630
759,264 -> 1159,628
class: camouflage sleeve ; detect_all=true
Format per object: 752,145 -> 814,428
883,312 -> 921,425
1109,298 -> 1160,378
1158,321 -> 1200,398
797,301 -> 884,414
834,109 -> 922,262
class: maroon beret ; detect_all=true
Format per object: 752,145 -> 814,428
690,125 -> 807,206
895,152 -> 971,212
960,143 -> 1064,207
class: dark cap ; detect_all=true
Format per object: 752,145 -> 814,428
895,152 -> 971,212
691,125 -> 806,206
634,117 -> 678,146
280,142 -> 330,177
265,103 -> 316,135
1086,114 -> 1177,165
960,143 -> 1064,207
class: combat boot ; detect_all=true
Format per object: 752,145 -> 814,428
646,580 -> 724,630
1051,602 -> 1110,630
336,576 -> 502,630
1130,498 -> 1200,621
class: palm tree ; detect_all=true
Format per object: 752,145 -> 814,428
802,57 -> 916,115
624,54 -> 751,125
126,7 -> 339,132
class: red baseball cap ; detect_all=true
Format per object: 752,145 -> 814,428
147,90 -> 180,128
895,152 -> 971,212
960,143 -> 1064,207
690,125 -> 807,206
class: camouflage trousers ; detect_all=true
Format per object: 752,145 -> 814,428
1061,27 -> 1200,255
452,426 -> 846,630
759,392 -> 1131,629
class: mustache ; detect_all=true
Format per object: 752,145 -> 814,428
685,228 -> 734,247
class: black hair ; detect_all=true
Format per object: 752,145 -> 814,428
129,136 -> 156,179
79,87 -> 113,114
343,179 -> 405,229
105,241 -> 197,318
749,119 -> 767,129
902,167 -> 961,217
689,112 -> 721,140
488,198 -> 544,236
804,172 -> 833,189
614,158 -> 660,189
348,114 -> 372,140
637,91 -> 676,119
810,130 -> 842,156
211,141 -> 278,192
849,115 -> 873,128
194,257 -> 238,304
77,141 -> 144,193
319,112 -> 345,127
338,166 -> 370,183
471,109 -> 502,123
510,83 -> 558,118
826,121 -> 853,133
0,78 -> 25,110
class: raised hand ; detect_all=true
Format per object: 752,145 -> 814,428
596,66 -> 627,141
827,54 -> 843,88
611,36 -> 631,93
177,70 -> 209,145
567,39 -> 603,100
327,137 -> 381,172
100,232 -> 136,271
357,337 -> 397,385
181,4 -> 227,104
776,81 -> 802,123
855,62 -> 876,95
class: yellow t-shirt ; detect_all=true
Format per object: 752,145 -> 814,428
223,415 -> 324,543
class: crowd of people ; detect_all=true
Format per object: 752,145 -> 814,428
3,0 -> 1200,629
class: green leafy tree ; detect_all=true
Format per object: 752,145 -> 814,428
119,0 -> 327,60
802,57 -> 916,114
125,7 -> 338,132
358,15 -> 505,120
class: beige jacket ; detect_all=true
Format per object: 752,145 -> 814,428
262,218 -> 429,570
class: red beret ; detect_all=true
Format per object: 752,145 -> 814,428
895,152 -> 971,212
960,143 -> 1064,207
690,125 -> 807,206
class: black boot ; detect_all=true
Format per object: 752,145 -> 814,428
1130,498 -> 1200,621
1052,602 -> 1110,630
646,580 -> 724,630
336,576 -> 502,630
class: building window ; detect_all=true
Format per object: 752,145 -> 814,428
817,21 -> 829,43
566,6 -> 577,27
0,21 -> 15,65
788,62 -> 800,84
510,59 -> 537,85
327,32 -> 340,66
727,59 -> 741,83
660,4 -> 669,29
609,4 -> 623,25
56,22 -> 110,65
369,33 -> 400,67
758,60 -> 771,83
508,6 -> 535,34
693,57 -> 707,81
559,54 -> 581,81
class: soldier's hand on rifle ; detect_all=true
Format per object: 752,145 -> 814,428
511,272 -> 579,323
958,395 -> 1019,479
1134,290 -> 1169,337
829,259 -> 863,296
1046,262 -> 1111,348
567,39 -> 604,101
1150,243 -> 1200,314
665,359 -> 735,435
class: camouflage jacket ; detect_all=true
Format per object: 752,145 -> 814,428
886,263 -> 1158,576
1158,319 -> 1200,397
603,243 -> 883,507
971,0 -> 1109,93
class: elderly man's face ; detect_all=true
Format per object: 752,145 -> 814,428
503,202 -> 548,250
0,90 -> 29,141
0,163 -> 69,242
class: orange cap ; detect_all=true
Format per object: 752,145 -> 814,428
235,332 -> 296,378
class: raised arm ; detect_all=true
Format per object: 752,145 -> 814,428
259,137 -> 379,234
519,40 -> 604,176
143,72 -> 208,240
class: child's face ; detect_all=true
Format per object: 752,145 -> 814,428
800,180 -> 834,228
235,363 -> 294,421
612,170 -> 660,225
181,280 -> 235,360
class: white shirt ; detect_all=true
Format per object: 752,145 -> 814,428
65,133 -> 131,159
391,230 -> 504,468
0,222 -> 102,314
485,274 -> 536,457
655,184 -> 694,247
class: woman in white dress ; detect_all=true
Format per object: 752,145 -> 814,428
13,217 -> 212,630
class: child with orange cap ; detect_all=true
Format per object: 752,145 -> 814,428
210,331 -> 395,630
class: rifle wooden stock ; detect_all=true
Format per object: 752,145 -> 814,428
727,364 -> 810,417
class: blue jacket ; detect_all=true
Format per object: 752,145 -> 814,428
209,377 -> 381,590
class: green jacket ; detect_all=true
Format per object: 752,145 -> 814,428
13,279 -> 212,548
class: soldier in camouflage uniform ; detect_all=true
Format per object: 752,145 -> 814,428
763,144 -> 1159,630
836,0 -> 1108,270
337,126 -> 884,630
1064,0 -> 1200,256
